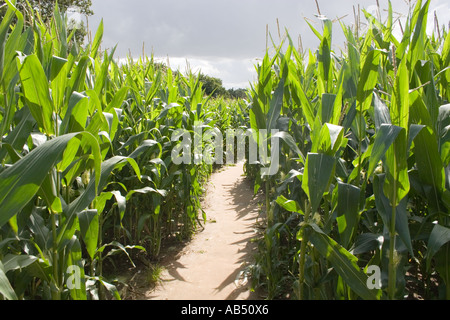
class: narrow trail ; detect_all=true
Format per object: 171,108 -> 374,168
145,162 -> 263,300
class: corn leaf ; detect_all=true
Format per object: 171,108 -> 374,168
426,224 -> 450,270
357,50 -> 380,112
336,182 -> 361,248
373,93 -> 391,131
0,132 -> 101,228
16,54 -> 55,135
318,19 -> 333,94
302,153 -> 335,213
276,195 -> 303,214
77,210 -> 99,261
408,0 -> 430,73
266,77 -> 285,130
390,58 -> 409,131
412,126 -> 446,213
90,19 -> 104,59
373,174 -> 413,256
367,124 -> 402,178
0,261 -> 17,300
65,237 -> 87,300
306,223 -> 383,300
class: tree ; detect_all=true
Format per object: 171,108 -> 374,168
197,73 -> 248,99
227,88 -> 247,100
198,73 -> 228,98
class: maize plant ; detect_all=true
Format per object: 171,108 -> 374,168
247,0 -> 450,300
0,0 -> 245,300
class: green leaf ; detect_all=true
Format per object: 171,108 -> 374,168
426,224 -> 450,270
390,58 -> 409,131
68,55 -> 91,93
266,77 -> 285,130
311,124 -> 345,157
77,209 -> 99,260
51,2 -> 68,57
0,261 -> 17,300
318,19 -> 333,94
438,104 -> 450,166
2,1 -> 25,93
305,18 -> 323,41
2,254 -> 38,273
410,90 -> 433,127
408,124 -> 426,153
128,139 -> 160,159
321,93 -> 336,124
91,19 -> 104,59
94,46 -> 116,96
357,50 -> 380,112
60,92 -> 89,134
38,170 -> 63,213
16,54 -> 55,135
0,132 -> 101,228
65,237 -> 87,300
383,127 -> 410,207
331,77 -> 344,125
28,209 -> 51,251
373,174 -> 413,256
276,195 -> 303,214
302,153 -> 335,213
290,76 -> 315,127
306,223 -> 383,300
126,187 -> 167,201
351,233 -> 383,255
336,182 -> 361,248
95,277 -> 121,300
441,30 -> 450,101
0,0 -> 21,82
272,131 -> 305,163
373,93 -> 391,131
110,191 -> 126,224
60,156 -> 140,244
367,124 -> 403,178
434,243 -> 450,294
0,106 -> 35,162
100,241 -> 145,268
328,124 -> 345,155
412,126 -> 445,212
408,0 -> 430,73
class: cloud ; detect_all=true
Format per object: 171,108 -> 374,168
155,56 -> 258,89
88,0 -> 449,88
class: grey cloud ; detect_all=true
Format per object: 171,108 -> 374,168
87,0 -> 449,88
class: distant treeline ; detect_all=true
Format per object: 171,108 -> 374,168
197,73 -> 248,99
152,63 -> 248,99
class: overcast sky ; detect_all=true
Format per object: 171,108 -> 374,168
84,0 -> 450,89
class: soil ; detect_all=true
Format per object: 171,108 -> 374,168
121,162 -> 265,300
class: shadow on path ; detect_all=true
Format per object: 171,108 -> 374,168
141,163 -> 264,300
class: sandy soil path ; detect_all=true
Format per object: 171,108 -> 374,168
145,162 -> 263,300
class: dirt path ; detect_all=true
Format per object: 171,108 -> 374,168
144,162 -> 263,300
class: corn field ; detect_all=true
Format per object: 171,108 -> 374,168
0,0 -> 449,301
0,1 -> 246,300
246,0 -> 450,300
